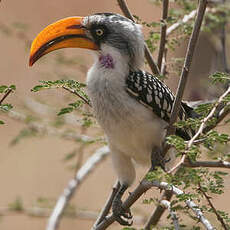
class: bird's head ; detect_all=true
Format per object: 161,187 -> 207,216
29,13 -> 144,70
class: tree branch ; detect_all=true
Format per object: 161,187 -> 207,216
116,0 -> 160,75
94,180 -> 214,230
168,85 -> 230,174
167,0 -> 207,136
46,146 -> 109,230
146,1 -> 208,226
198,183 -> 229,230
160,200 -> 180,230
157,0 -> 169,71
184,159 -> 230,168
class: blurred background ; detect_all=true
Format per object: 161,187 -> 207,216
0,0 -> 230,229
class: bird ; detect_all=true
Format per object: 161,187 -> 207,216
29,13 -> 197,226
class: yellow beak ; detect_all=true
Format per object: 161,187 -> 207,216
29,16 -> 98,66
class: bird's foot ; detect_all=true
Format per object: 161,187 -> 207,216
112,197 -> 133,226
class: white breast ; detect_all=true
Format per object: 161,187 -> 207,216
87,60 -> 167,165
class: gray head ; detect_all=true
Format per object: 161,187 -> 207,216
82,13 -> 145,70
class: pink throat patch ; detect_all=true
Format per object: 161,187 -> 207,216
99,54 -> 114,69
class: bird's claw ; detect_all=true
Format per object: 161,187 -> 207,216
112,198 -> 133,226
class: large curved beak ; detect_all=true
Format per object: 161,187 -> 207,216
29,16 -> 98,66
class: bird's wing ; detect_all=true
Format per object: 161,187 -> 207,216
126,70 -> 195,140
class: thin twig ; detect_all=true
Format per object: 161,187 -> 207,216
157,0 -> 169,71
168,85 -> 230,174
160,200 -> 180,230
92,181 -> 120,229
167,0 -> 207,136
198,183 -> 229,230
0,88 -> 13,105
46,146 -> 109,230
116,0 -> 160,75
95,180 -> 214,230
62,86 -> 91,107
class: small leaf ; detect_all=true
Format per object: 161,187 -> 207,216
0,103 -> 13,112
0,85 -> 8,93
0,120 -> 4,124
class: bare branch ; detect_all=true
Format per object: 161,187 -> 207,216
116,0 -> 160,75
46,146 -> 109,230
167,0 -> 207,136
95,180 -> 214,230
160,200 -> 180,230
198,184 -> 229,230
92,181 -> 120,228
157,0 -> 169,71
184,160 -> 230,168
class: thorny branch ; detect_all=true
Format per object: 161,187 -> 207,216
198,183 -> 229,230
46,146 -> 109,230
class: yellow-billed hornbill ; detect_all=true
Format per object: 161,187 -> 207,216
29,13 -> 196,226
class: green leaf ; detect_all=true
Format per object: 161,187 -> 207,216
0,103 -> 13,112
0,120 -> 5,124
0,85 -> 8,93
8,197 -> 24,211
210,72 -> 230,84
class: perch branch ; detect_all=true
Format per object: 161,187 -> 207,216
95,180 -> 214,230
46,146 -> 109,230
92,181 -> 120,228
116,0 -> 160,75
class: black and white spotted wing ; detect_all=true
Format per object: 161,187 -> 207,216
126,70 -> 195,140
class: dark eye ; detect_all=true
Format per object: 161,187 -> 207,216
95,28 -> 104,36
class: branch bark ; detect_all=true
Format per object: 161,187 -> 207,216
157,0 -> 169,71
160,200 -> 180,230
94,180 -> 214,230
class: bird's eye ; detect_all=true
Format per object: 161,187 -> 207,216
95,28 -> 104,36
